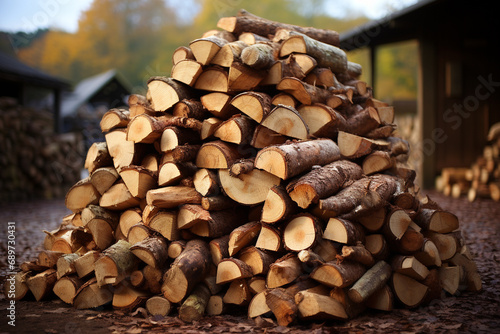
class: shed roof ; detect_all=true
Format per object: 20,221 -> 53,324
0,50 -> 70,89
61,69 -> 131,117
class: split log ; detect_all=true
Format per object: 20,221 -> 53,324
119,165 -> 157,199
162,239 -> 211,303
37,250 -> 64,268
74,250 -> 100,278
261,185 -> 298,223
414,208 -> 459,234
277,77 -> 331,105
112,283 -> 148,312
218,169 -> 281,205
147,77 -> 195,111
265,288 -> 298,326
172,46 -> 194,65
283,214 -> 322,251
195,66 -> 229,92
339,244 -> 375,267
26,269 -> 57,301
145,210 -> 179,241
365,284 -> 394,311
241,43 -> 277,69
90,167 -> 119,196
295,291 -> 348,321
56,253 -> 80,279
230,91 -> 272,123
53,276 -> 83,304
94,240 -> 139,287
4,271 -> 31,301
238,246 -> 276,275
100,108 -> 130,132
211,40 -> 248,67
65,177 -> 100,213
228,221 -> 261,256
248,290 -> 271,318
391,272 -> 428,308
392,255 -> 429,281
201,195 -> 237,211
81,204 -> 119,250
223,279 -> 252,306
214,113 -> 256,145
251,124 -> 289,149
190,35 -> 228,65
256,224 -> 282,252
73,278 -> 113,309
196,140 -> 244,169
347,261 -> 392,303
146,186 -> 202,209
209,235 -> 230,265
228,61 -> 266,91
260,104 -> 309,140
337,131 -> 389,159
267,254 -> 302,288
99,181 -> 141,211
216,258 -> 254,284
310,261 -> 365,288
130,237 -> 169,269
254,139 -> 341,180
171,59 -> 203,86
160,126 -> 200,153
200,92 -> 235,119
84,142 -> 112,174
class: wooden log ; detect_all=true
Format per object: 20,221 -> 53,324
228,221 -> 261,256
241,43 -> 277,69
255,224 -> 282,252
99,181 -> 141,211
74,250 -> 100,278
65,177 -> 100,213
337,131 -> 389,159
339,244 -> 375,267
200,92 -> 235,119
53,275 -> 83,304
26,269 -> 57,301
196,140 -> 244,169
193,168 -> 220,196
248,290 -> 271,318
73,277 -> 113,309
261,185 -> 298,224
90,167 -> 120,196
260,104 -> 309,140
162,239 -> 211,303
250,124 -> 289,149
145,210 -> 178,241
84,142 -> 112,174
201,195 -> 237,211
4,271 -> 31,301
100,108 -> 130,132
37,250 -> 64,268
230,91 -> 272,123
228,61 -> 266,91
209,235 -> 230,265
218,168 -> 281,205
195,66 -> 229,92
171,59 -> 203,86
310,261 -> 365,288
56,253 -> 79,279
295,291 -> 348,321
160,126 -> 200,153
347,261 -> 391,303
172,46 -> 194,65
211,40 -> 248,67
254,139 -> 341,180
173,99 -> 208,120
391,255 -> 429,281
238,246 -> 276,275
147,76 -> 195,111
276,77 -> 331,105
391,272 -> 428,308
146,295 -> 172,316
265,288 -> 298,326
179,284 -> 211,323
223,278 -> 252,306
94,240 -> 139,287
130,237 -> 169,269
365,284 -> 394,311
81,204 -> 119,250
218,10 -> 340,46
414,208 -> 459,234
214,113 -> 256,145
216,258 -> 253,284
287,160 -> 363,209
266,254 -> 302,288
119,165 -> 157,199
112,282 -> 149,312
283,214 -> 322,252
190,35 -> 228,65
146,186 -> 202,209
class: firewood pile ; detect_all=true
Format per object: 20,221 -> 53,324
436,122 -> 500,202
5,10 -> 481,326
0,97 -> 82,202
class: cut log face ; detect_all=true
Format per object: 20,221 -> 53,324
230,91 -> 272,123
216,258 -> 253,284
211,40 -> 248,67
248,290 -> 271,318
238,246 -> 276,275
310,261 -> 366,288
323,218 -> 365,245
146,296 -> 172,316
266,255 -> 302,288
119,166 -> 157,199
262,185 -> 297,223
337,131 -> 389,159
90,167 -> 119,196
415,209 -> 459,234
277,77 -> 330,105
171,59 -> 203,86
196,140 -> 243,169
99,182 -> 141,211
73,278 -> 113,309
283,214 -> 321,252
190,36 -> 228,65
260,105 -> 309,139
228,221 -> 261,256
392,272 -> 429,308
27,269 -> 57,301
130,237 -> 169,269
365,285 -> 393,311
195,66 -> 229,92
219,168 -> 281,205
254,139 -> 341,180
65,177 -> 100,213
213,113 -> 256,145
295,291 -> 348,321
147,77 -> 194,112
251,125 -> 289,149
256,224 -> 282,252
147,211 -> 179,241
100,108 -> 130,133
200,92 -> 235,119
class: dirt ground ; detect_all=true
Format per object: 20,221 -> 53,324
0,190 -> 499,334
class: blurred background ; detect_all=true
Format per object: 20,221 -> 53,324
0,0 -> 498,203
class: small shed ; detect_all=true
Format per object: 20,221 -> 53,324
61,69 -> 131,148
0,33 -> 70,131
340,0 -> 500,188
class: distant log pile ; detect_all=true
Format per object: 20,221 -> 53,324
4,10 -> 481,327
437,122 -> 500,202
0,97 -> 82,202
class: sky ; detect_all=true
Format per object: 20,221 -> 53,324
0,0 -> 419,33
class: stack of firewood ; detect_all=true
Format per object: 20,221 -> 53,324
436,122 -> 500,202
5,10 -> 481,326
0,97 -> 82,202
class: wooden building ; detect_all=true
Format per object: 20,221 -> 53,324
340,0 -> 500,188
